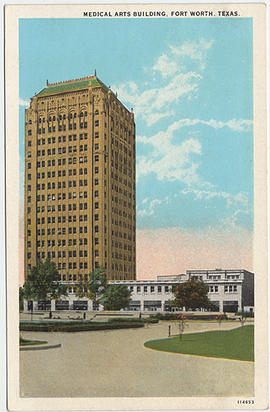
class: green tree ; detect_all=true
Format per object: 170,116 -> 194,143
101,284 -> 132,311
19,286 -> 24,311
23,258 -> 67,302
76,269 -> 107,307
170,279 -> 212,311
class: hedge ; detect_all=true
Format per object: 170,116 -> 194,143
235,311 -> 254,318
150,313 -> 228,321
107,317 -> 159,324
19,320 -> 145,332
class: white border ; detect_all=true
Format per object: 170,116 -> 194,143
3,2 -> 269,411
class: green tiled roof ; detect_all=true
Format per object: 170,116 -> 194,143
36,77 -> 106,97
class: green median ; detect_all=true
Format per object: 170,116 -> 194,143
144,325 -> 254,361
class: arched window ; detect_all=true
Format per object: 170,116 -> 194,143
95,110 -> 99,115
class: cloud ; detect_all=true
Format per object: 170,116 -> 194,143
137,196 -> 169,217
136,113 -> 252,185
112,38 -> 214,126
153,54 -> 178,78
181,188 -> 249,209
113,72 -> 201,126
146,111 -> 175,126
146,118 -> 253,134
19,98 -> 30,107
137,132 -> 202,185
170,38 -> 215,70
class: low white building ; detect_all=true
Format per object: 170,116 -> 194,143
24,269 -> 254,313
111,269 -> 254,313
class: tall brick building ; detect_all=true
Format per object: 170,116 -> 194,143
24,75 -> 136,287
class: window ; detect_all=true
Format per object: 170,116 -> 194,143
95,154 -> 99,162
95,167 -> 99,174
95,120 -> 99,127
95,143 -> 99,150
144,286 -> 147,293
158,286 -> 162,293
137,286 -> 141,293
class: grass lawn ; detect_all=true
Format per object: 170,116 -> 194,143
144,325 -> 254,361
20,337 -> 47,346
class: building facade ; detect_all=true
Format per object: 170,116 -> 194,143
111,269 -> 254,313
24,75 -> 136,284
23,269 -> 254,313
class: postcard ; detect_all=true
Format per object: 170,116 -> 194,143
5,2 -> 268,410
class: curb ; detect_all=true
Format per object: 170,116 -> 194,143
20,343 -> 61,351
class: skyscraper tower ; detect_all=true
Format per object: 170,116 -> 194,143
24,75 -> 136,287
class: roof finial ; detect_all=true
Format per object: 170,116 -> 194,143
46,79 -> 48,86
94,69 -> 97,76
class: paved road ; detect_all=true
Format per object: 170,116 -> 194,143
20,321 -> 254,397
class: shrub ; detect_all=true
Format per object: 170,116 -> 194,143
235,311 -> 254,318
19,320 -> 145,332
108,317 -> 158,324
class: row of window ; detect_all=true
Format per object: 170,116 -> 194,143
34,122 -> 90,135
35,145 -> 88,157
35,180 -> 89,190
111,231 -> 134,241
112,263 -> 134,271
28,156 -> 89,169
112,207 -> 134,221
192,275 -> 240,281
129,285 -> 170,293
29,132 -> 100,146
28,215 -> 88,225
35,222 -> 89,233
34,110 -> 98,123
203,285 -> 238,293
28,249 -> 88,258
28,169 -> 89,182
28,235 -> 90,245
